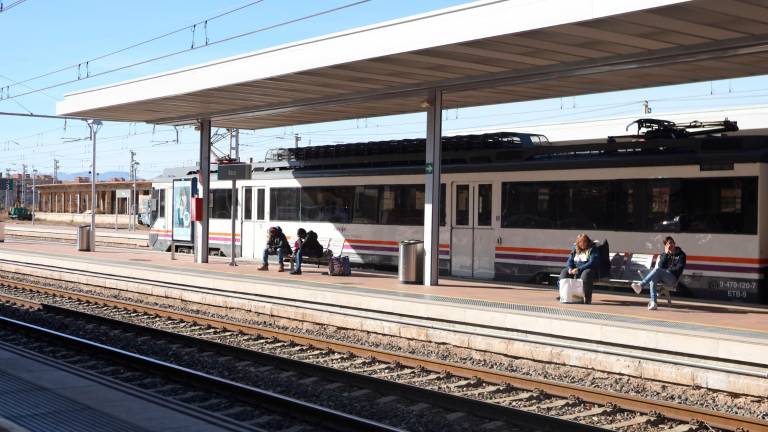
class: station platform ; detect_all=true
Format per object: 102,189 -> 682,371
0,341 -> 250,432
0,240 -> 766,397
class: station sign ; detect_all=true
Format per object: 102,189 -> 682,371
116,189 -> 131,199
218,163 -> 251,181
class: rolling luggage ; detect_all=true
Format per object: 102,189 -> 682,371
328,256 -> 351,276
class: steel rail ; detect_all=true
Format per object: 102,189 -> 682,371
0,313 -> 403,432
0,285 -> 602,431
2,279 -> 766,431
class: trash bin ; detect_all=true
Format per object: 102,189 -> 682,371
398,240 -> 424,284
77,224 -> 90,251
0,221 -> 4,243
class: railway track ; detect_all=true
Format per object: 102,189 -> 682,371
0,277 -> 765,432
0,312 -> 403,431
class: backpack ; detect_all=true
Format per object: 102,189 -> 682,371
595,239 -> 611,278
302,230 -> 324,258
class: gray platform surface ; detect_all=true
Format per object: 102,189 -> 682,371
0,343 -> 250,432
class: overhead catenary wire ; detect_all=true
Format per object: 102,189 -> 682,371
0,0 -> 28,13
2,0 -> 371,101
5,0 -> 267,89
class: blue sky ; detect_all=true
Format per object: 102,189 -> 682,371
2,0 -> 768,178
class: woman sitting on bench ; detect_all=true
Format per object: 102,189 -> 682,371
560,233 -> 600,304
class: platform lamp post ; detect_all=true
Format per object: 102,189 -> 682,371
31,168 -> 37,226
86,119 -> 103,252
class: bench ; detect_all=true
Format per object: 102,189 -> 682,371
286,238 -> 341,271
552,252 -> 677,305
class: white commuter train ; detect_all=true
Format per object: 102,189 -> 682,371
148,124 -> 768,304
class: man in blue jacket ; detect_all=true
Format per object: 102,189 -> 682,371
632,236 -> 686,310
559,233 -> 600,304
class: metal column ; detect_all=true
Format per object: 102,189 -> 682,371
87,119 -> 102,252
196,119 -> 211,263
423,88 -> 442,286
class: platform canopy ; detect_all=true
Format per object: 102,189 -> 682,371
57,0 -> 768,129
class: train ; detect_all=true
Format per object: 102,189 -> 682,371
148,119 -> 768,304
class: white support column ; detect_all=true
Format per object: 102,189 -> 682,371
423,88 -> 443,286
196,119 -> 212,263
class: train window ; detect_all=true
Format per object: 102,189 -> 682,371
210,189 -> 233,219
440,183 -> 446,226
477,184 -> 492,226
455,184 -> 470,226
501,183 -> 556,228
401,185 -> 425,226
158,189 -> 165,217
679,177 -> 757,234
499,177 -> 757,234
353,186 -> 379,224
256,188 -> 265,220
559,182 -> 610,230
646,180 -> 682,232
613,181 -> 644,231
270,188 -> 299,221
243,187 -> 253,220
301,187 -> 353,223
379,185 -> 425,225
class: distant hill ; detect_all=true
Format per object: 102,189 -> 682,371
57,171 -> 142,181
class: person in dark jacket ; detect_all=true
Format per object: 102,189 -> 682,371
632,236 -> 686,310
559,233 -> 600,304
257,226 -> 291,272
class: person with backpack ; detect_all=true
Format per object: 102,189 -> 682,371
559,233 -> 601,304
290,228 -> 324,275
258,226 -> 291,272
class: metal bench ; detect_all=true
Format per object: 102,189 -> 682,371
553,252 -> 676,305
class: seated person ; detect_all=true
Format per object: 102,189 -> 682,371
559,233 -> 600,304
257,226 -> 291,272
289,228 -> 307,275
632,236 -> 686,310
290,229 -> 325,275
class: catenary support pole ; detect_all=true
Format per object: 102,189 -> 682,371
196,119 -> 211,263
87,119 -> 102,252
423,88 -> 442,286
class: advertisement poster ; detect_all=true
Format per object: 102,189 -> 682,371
172,179 -> 195,242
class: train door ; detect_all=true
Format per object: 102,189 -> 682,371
241,186 -> 268,259
241,187 -> 255,258
450,182 -> 495,279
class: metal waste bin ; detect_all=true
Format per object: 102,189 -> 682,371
77,224 -> 90,251
0,221 -> 4,243
398,239 -> 424,284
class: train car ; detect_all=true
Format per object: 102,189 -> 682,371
149,125 -> 768,304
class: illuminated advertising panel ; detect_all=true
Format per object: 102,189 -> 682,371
172,178 -> 196,242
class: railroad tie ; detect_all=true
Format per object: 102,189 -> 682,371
535,399 -> 578,409
457,386 -> 503,396
604,415 -> 652,429
399,373 -> 443,384
353,363 -> 391,373
491,392 -> 539,403
373,368 -> 415,378
558,406 -> 612,420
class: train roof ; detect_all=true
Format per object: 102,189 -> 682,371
252,129 -> 768,174
152,130 -> 768,184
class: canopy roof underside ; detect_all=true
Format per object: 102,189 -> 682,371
57,0 -> 768,129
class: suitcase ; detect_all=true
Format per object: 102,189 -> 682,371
328,256 -> 351,276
